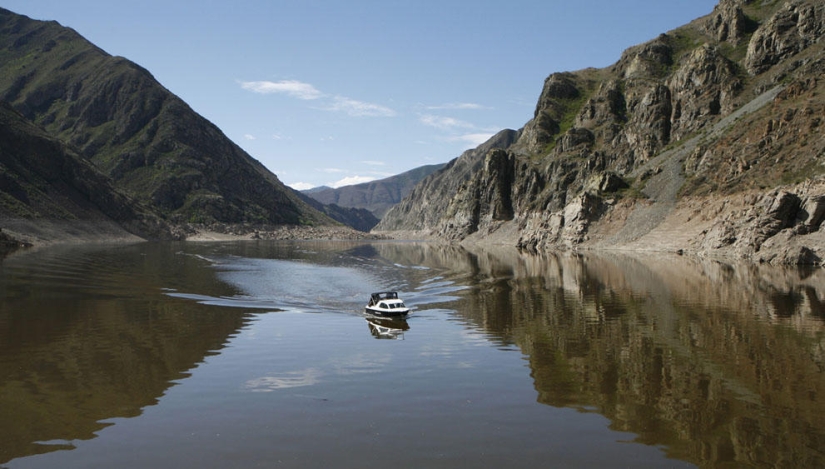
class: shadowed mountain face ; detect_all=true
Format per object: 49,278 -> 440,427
0,8 -> 331,227
0,101 -> 171,240
375,0 -> 825,264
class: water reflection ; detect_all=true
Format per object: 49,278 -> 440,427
2,241 -> 824,468
366,316 -> 409,339
407,247 -> 825,468
0,243 -> 252,464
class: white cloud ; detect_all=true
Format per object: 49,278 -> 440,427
450,133 -> 495,147
321,168 -> 345,173
419,114 -> 474,130
243,134 -> 256,140
241,80 -> 394,118
330,176 -> 376,188
240,80 -> 323,100
361,160 -> 385,166
287,181 -> 316,191
426,102 -> 490,110
324,96 -> 396,117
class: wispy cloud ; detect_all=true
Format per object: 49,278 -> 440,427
426,102 -> 490,110
361,160 -> 385,166
243,134 -> 256,140
287,181 -> 316,191
419,114 -> 475,130
240,80 -> 323,100
449,133 -> 495,147
324,96 -> 396,117
240,79 -> 394,117
330,175 -> 377,188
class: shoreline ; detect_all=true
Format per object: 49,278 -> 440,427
0,220 -> 391,256
3,216 -> 824,266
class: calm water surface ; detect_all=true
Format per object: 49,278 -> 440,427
1,241 -> 824,468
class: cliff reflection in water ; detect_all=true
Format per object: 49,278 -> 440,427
0,244 -> 251,464
377,243 -> 825,467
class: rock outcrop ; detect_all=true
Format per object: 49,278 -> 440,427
376,128 -> 520,236
745,0 -> 825,74
375,0 -> 825,264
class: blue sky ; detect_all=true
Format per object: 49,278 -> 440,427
4,0 -> 719,190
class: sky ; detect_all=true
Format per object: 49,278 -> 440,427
3,0 -> 719,190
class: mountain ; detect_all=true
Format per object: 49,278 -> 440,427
376,0 -> 825,264
302,186 -> 332,194
295,190 -> 380,232
376,129 -> 520,236
0,100 -> 172,243
304,163 -> 447,219
0,7 -> 334,233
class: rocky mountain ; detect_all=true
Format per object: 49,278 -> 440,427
377,129 -> 520,236
376,0 -> 825,264
304,163 -> 446,219
0,7 -> 336,237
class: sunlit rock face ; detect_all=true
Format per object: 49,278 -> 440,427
376,0 -> 825,265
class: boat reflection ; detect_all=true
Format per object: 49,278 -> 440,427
366,316 -> 409,339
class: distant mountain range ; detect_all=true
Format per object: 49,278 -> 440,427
303,163 -> 445,219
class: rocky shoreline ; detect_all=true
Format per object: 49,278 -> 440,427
178,223 -> 390,242
0,220 -> 389,257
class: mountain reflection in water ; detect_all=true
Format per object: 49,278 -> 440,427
0,241 -> 823,468
446,248 -> 825,467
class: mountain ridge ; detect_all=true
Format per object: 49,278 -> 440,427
0,7 -> 338,237
303,163 -> 446,220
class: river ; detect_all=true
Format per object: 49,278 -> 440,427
1,241 -> 824,468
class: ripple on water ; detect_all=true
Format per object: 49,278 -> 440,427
165,253 -> 462,316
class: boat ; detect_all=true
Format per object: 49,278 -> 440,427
365,291 -> 410,317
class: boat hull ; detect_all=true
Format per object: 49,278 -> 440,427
365,307 -> 410,317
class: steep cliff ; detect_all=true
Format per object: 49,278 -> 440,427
0,8 -> 333,228
376,128 -> 520,238
375,0 -> 825,264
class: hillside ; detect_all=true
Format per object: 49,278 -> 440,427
0,7 -> 335,232
0,101 -> 172,244
376,0 -> 825,264
305,163 -> 446,219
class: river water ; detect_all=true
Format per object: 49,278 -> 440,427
1,241 -> 824,468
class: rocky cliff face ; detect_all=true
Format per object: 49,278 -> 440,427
0,8 -> 333,229
375,0 -> 825,264
376,128 -> 520,238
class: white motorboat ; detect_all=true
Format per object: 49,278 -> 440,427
365,291 -> 410,317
